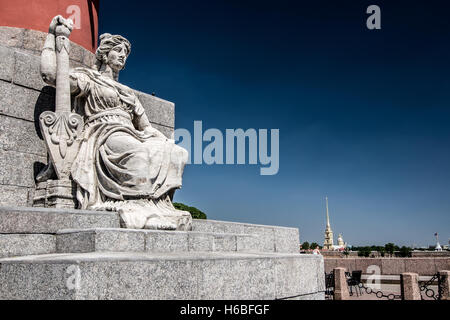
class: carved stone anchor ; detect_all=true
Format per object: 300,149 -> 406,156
39,111 -> 83,179
34,16 -> 83,208
39,16 -> 83,180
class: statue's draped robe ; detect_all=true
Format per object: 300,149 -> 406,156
69,67 -> 187,209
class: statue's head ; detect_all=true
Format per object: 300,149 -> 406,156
95,33 -> 131,72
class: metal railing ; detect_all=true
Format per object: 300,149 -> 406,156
419,272 -> 446,300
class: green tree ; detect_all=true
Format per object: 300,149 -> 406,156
358,246 -> 371,257
399,246 -> 412,258
343,247 -> 350,257
310,242 -> 319,250
301,241 -> 310,250
385,243 -> 395,257
173,202 -> 207,219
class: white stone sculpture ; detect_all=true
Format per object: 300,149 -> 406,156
39,15 -> 191,230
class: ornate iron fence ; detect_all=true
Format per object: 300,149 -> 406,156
357,282 -> 402,300
324,271 -> 334,300
419,272 -> 446,300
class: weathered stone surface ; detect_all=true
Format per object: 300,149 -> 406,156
188,232 -> 214,252
0,114 -> 46,156
83,50 -> 96,68
381,259 -> 406,275
193,219 -> 242,233
0,27 -> 97,69
0,185 -> 30,207
79,258 -> 199,300
212,233 -> 237,252
404,258 -> 437,276
136,91 -> 175,128
0,81 -> 55,121
13,50 -> 45,90
412,251 -> 450,257
0,251 -> 325,300
338,258 -> 357,273
0,45 -> 15,82
57,229 -> 146,253
0,234 -> 55,258
439,270 -> 450,300
70,42 -> 86,63
401,272 -> 421,300
275,255 -> 323,299
22,29 -> 46,52
325,257 -> 450,276
56,230 -> 96,253
355,258 -> 382,274
145,230 -> 188,253
236,234 -> 261,252
0,150 -> 46,187
274,227 -> 299,253
0,262 -> 78,300
196,255 -> 275,299
434,258 -> 450,272
0,27 -> 24,48
324,257 -> 338,273
55,228 -> 262,254
244,225 -> 275,252
338,258 -> 356,273
316,254 -> 326,291
0,206 -> 120,234
333,267 -> 350,300
192,219 -> 299,253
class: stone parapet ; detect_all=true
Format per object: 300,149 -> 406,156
439,270 -> 450,300
333,267 -> 350,300
400,272 -> 421,300
324,257 -> 450,276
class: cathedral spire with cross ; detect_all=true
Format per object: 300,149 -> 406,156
323,196 -> 334,250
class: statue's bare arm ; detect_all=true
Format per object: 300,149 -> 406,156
40,17 -> 59,86
41,16 -> 79,93
132,99 -> 167,139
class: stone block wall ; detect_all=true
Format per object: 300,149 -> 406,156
0,26 -> 175,207
324,257 -> 450,276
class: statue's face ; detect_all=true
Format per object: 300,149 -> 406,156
106,43 -> 128,72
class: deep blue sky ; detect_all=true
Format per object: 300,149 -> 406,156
99,0 -> 450,247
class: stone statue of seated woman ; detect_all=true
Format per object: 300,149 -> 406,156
37,15 -> 191,230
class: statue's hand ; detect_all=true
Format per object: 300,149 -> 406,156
49,15 -> 73,38
48,15 -> 62,34
143,126 -> 167,139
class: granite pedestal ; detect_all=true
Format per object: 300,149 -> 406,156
0,206 -> 325,300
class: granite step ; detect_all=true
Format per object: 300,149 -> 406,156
0,206 -> 120,233
0,251 -> 325,300
0,206 -> 300,256
192,219 -> 300,253
55,228 -> 262,254
0,233 -> 56,258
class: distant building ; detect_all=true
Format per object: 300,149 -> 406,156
334,233 -> 347,250
435,233 -> 443,251
323,197 -> 334,250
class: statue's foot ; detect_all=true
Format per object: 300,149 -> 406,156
36,162 -> 56,182
144,216 -> 177,230
93,197 -> 192,231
